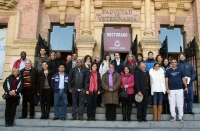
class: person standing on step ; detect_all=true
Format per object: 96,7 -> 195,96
155,55 -> 163,66
99,53 -> 112,107
93,54 -> 102,107
68,59 -> 87,120
165,58 -> 187,123
37,61 -> 53,119
54,52 -> 65,72
134,62 -> 150,122
12,51 -> 27,70
135,53 -> 145,71
65,54 -> 72,66
48,52 -> 57,74
51,64 -> 68,120
120,65 -> 134,121
123,54 -> 137,74
177,53 -> 196,114
161,58 -> 171,114
102,63 -> 121,121
65,53 -> 78,106
85,63 -> 101,121
19,59 -> 38,119
34,47 -> 51,106
111,52 -> 124,74
145,51 -> 155,72
82,55 -> 92,72
149,63 -> 166,121
3,68 -> 23,127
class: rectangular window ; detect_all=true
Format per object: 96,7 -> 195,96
50,25 -> 75,51
0,28 -> 7,79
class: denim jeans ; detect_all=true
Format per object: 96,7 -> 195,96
54,90 -> 67,118
184,85 -> 194,113
153,92 -> 163,105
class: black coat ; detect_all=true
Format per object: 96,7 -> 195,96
48,59 -> 57,74
111,59 -> 124,74
134,69 -> 150,95
68,67 -> 87,90
3,75 -> 24,95
37,70 -> 54,95
20,68 -> 38,95
66,61 -> 72,74
85,71 -> 101,92
124,62 -> 137,74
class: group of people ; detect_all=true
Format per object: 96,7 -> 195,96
3,47 -> 196,127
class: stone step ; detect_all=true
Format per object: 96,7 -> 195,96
0,119 -> 200,130
0,111 -> 197,121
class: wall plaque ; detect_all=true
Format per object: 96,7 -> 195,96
95,9 -> 140,22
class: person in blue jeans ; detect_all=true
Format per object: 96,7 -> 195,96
51,64 -> 68,120
178,53 -> 196,114
149,63 -> 166,121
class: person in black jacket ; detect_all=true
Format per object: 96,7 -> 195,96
134,62 -> 150,122
19,59 -> 38,119
85,63 -> 101,121
54,52 -> 65,72
68,59 -> 87,120
111,52 -> 124,74
37,61 -> 54,119
3,68 -> 23,127
48,52 -> 57,74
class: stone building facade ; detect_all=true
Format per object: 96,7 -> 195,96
0,0 -> 200,101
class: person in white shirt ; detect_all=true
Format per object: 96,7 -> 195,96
149,63 -> 166,121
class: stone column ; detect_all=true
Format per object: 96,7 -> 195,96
140,0 -> 161,58
75,0 -> 96,59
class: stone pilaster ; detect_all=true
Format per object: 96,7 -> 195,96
75,0 -> 96,58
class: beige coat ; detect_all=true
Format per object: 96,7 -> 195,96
101,71 -> 121,105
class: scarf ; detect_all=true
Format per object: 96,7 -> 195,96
85,62 -> 91,68
89,70 -> 98,94
108,70 -> 114,88
128,60 -> 134,66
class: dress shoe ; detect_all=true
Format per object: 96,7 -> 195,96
71,116 -> 76,120
30,116 -> 34,119
87,118 -> 90,121
188,112 -> 195,115
138,118 -> 142,122
142,118 -> 148,122
92,118 -> 96,121
61,117 -> 66,121
19,116 -> 26,119
52,117 -> 59,120
79,116 -> 83,120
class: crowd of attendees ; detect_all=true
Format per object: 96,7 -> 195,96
3,47 -> 196,127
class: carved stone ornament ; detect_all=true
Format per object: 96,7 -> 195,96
44,0 -> 81,24
94,0 -> 142,9
154,0 -> 193,27
0,0 -> 18,10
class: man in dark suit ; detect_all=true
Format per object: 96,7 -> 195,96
134,62 -> 150,122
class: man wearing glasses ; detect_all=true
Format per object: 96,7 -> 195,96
165,58 -> 187,123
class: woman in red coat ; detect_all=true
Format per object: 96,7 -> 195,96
120,65 -> 134,121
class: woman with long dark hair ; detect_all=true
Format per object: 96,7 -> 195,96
135,53 -> 145,71
3,68 -> 23,127
82,55 -> 93,72
124,54 -> 136,74
120,65 -> 134,121
85,63 -> 101,121
99,53 -> 111,78
155,55 -> 163,66
37,61 -> 53,119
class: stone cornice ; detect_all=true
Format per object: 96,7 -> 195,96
44,0 -> 81,24
94,0 -> 142,9
0,0 -> 18,10
154,0 -> 193,27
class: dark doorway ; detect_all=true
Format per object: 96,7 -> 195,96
120,53 -> 128,61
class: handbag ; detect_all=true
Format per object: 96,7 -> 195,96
119,76 -> 129,99
2,92 -> 10,100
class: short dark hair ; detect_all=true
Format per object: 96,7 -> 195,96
114,52 -> 120,56
72,53 -> 78,56
148,51 -> 153,56
161,58 -> 170,66
91,62 -> 98,71
103,53 -> 111,62
58,64 -> 65,68
154,63 -> 160,67
136,53 -> 143,61
40,47 -> 46,51
109,63 -> 115,68
179,53 -> 186,58
42,61 -> 48,65
20,51 -> 26,55
171,58 -> 177,62
122,65 -> 131,74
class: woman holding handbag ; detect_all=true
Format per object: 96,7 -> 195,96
120,66 -> 134,121
37,61 -> 53,119
3,68 -> 23,127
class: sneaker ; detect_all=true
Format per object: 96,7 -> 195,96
170,117 -> 176,122
179,119 -> 184,123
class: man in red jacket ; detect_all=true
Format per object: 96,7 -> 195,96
12,51 -> 27,70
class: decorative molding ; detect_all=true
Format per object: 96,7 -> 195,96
0,0 -> 18,10
44,0 -> 81,24
94,0 -> 142,9
154,0 -> 193,27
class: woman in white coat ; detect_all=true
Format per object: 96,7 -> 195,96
149,63 -> 166,121
99,53 -> 111,78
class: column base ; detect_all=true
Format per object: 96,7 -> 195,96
139,36 -> 161,59
75,35 -> 96,59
